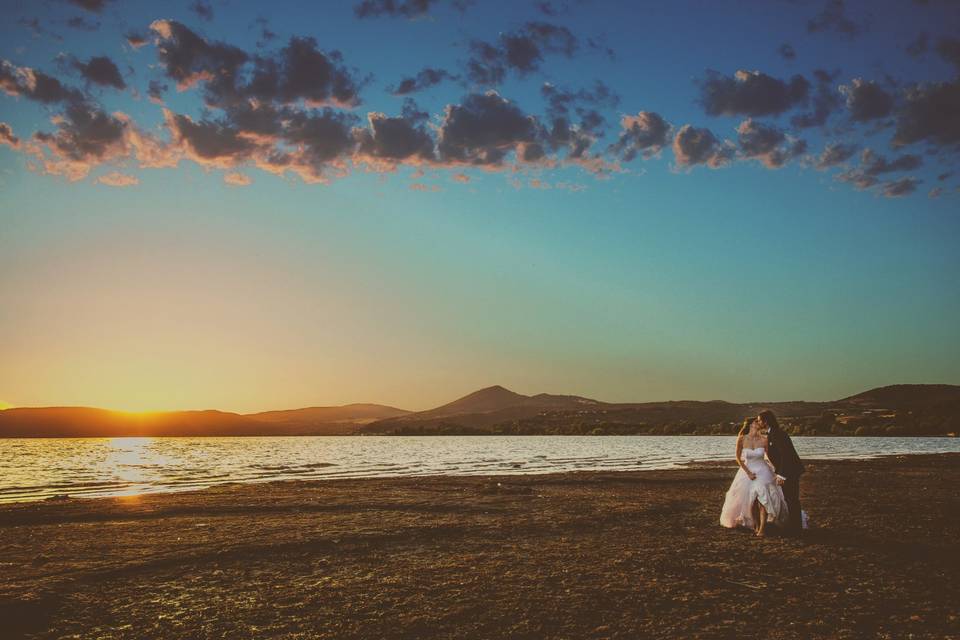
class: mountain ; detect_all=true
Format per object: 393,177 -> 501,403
246,404 -> 410,426
362,384 -> 960,436
0,403 -> 409,438
840,384 -> 960,413
1,384 -> 957,437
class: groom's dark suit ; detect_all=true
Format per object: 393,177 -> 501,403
766,424 -> 804,533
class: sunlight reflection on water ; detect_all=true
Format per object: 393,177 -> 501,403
1,435 -> 957,503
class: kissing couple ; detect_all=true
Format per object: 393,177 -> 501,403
720,410 -> 806,537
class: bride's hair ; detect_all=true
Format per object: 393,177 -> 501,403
737,418 -> 753,438
758,410 -> 780,431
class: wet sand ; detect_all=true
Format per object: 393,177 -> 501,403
2,454 -> 958,639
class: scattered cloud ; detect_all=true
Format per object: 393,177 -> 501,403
840,79 -> 894,122
0,122 -> 20,148
96,171 -> 138,186
736,118 -> 806,168
1,59 -> 81,103
882,177 -> 920,197
66,16 -> 100,32
858,148 -> 923,176
70,55 -> 126,90
807,0 -> 861,39
892,80 -> 960,148
928,186 -> 942,198
778,43 -> 796,60
467,22 -> 578,85
147,80 -> 168,104
125,31 -> 148,49
390,67 -> 457,95
791,69 -> 841,128
906,32 -> 929,58
672,124 -> 733,168
934,36 -> 960,72
610,111 -> 670,161
189,1 -> 214,22
67,0 -> 111,13
436,91 -> 538,166
27,100 -> 129,181
698,69 -> 809,117
812,141 -> 858,169
354,0 -> 470,19
224,171 -> 252,186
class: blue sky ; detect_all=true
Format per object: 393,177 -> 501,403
0,0 -> 958,412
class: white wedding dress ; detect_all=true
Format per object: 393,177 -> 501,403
719,446 -> 789,529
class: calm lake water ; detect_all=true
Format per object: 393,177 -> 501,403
1,435 -> 958,503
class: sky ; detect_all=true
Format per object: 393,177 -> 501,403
1,0 -> 959,413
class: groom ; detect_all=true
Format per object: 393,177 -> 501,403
758,410 -> 804,534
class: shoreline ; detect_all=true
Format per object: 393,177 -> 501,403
4,445 -> 960,505
3,453 -> 958,639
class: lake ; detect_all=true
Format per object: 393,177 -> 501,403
2,435 -> 958,503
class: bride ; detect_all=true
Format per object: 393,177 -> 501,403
720,417 -> 789,537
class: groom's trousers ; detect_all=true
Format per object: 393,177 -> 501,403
783,477 -> 802,533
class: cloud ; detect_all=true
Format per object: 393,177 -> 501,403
96,171 -> 138,186
164,109 -> 257,168
27,100 -> 129,180
698,69 -> 809,117
436,91 -> 538,166
541,81 -> 619,125
149,22 -> 366,110
937,171 -> 953,181
126,31 -> 148,49
19,17 -> 63,41
190,1 -> 214,21
928,186 -> 943,198
812,141 -> 858,169
833,149 -> 923,194
409,182 -> 441,191
253,17 -> 277,47
67,0 -> 112,13
858,148 -> 922,176
835,169 -> 877,190
791,69 -> 841,128
906,32 -> 929,58
354,0 -> 470,19
840,79 -> 894,122
452,172 -> 470,183
149,20 -> 248,92
354,110 -> 435,169
807,0 -> 861,38
244,37 -> 365,108
610,111 -> 670,161
390,67 -> 457,95
736,118 -> 806,168
467,22 -> 578,85
778,43 -> 796,60
0,122 -> 20,148
672,124 -> 733,168
882,177 -> 920,197
1,60 -> 81,103
66,16 -> 100,31
935,36 -> 960,72
892,80 -> 960,148
147,80 -> 168,103
224,171 -> 252,186
71,55 -> 126,90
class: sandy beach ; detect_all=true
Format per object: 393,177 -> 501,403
3,453 -> 958,639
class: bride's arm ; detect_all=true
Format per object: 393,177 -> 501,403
735,436 -> 755,479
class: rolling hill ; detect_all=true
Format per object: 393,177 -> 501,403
0,384 -> 957,437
